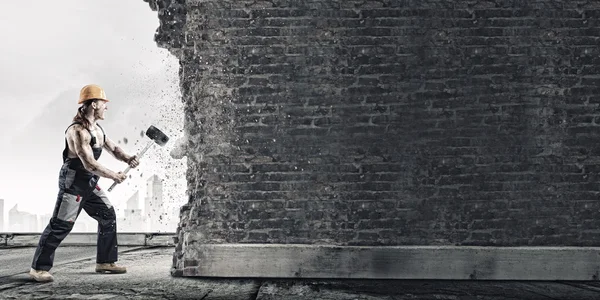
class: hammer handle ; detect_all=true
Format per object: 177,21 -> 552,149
107,141 -> 154,192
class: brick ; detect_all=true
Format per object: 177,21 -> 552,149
151,0 -> 600,274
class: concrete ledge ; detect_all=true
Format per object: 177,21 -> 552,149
0,233 -> 175,247
183,244 -> 600,280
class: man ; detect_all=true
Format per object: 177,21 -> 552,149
29,84 -> 140,282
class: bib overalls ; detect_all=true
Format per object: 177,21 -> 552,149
31,122 -> 119,271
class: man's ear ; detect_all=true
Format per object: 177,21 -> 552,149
91,100 -> 97,109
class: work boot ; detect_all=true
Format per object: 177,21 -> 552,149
95,263 -> 127,274
29,268 -> 54,282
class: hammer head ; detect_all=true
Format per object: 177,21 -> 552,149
146,125 -> 169,146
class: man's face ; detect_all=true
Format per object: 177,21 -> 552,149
93,100 -> 108,120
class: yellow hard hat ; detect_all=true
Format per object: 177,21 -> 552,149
78,84 -> 109,104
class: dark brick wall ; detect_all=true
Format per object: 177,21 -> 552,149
144,0 -> 600,263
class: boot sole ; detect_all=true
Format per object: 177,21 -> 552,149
29,274 -> 54,283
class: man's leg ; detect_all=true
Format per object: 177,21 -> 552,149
83,185 -> 126,274
30,189 -> 83,281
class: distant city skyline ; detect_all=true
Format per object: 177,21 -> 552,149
0,1 -> 188,226
2,174 -> 179,233
0,198 -> 4,232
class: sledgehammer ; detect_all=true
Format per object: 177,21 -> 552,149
107,125 -> 170,192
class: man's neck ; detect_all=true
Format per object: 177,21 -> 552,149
84,113 -> 97,128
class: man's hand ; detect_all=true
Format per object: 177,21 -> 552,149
127,155 -> 140,168
113,171 -> 127,183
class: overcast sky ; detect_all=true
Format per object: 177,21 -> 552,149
0,1 -> 187,229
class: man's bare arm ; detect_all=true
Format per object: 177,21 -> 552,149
70,127 -> 118,180
103,136 -> 133,163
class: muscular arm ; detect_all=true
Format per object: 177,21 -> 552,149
69,126 -> 117,180
103,136 -> 133,163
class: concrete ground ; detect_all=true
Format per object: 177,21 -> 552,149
1,246 -> 600,299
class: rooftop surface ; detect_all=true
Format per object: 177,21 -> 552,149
2,245 -> 600,299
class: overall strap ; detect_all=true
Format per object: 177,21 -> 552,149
96,123 -> 106,144
63,122 -> 82,163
